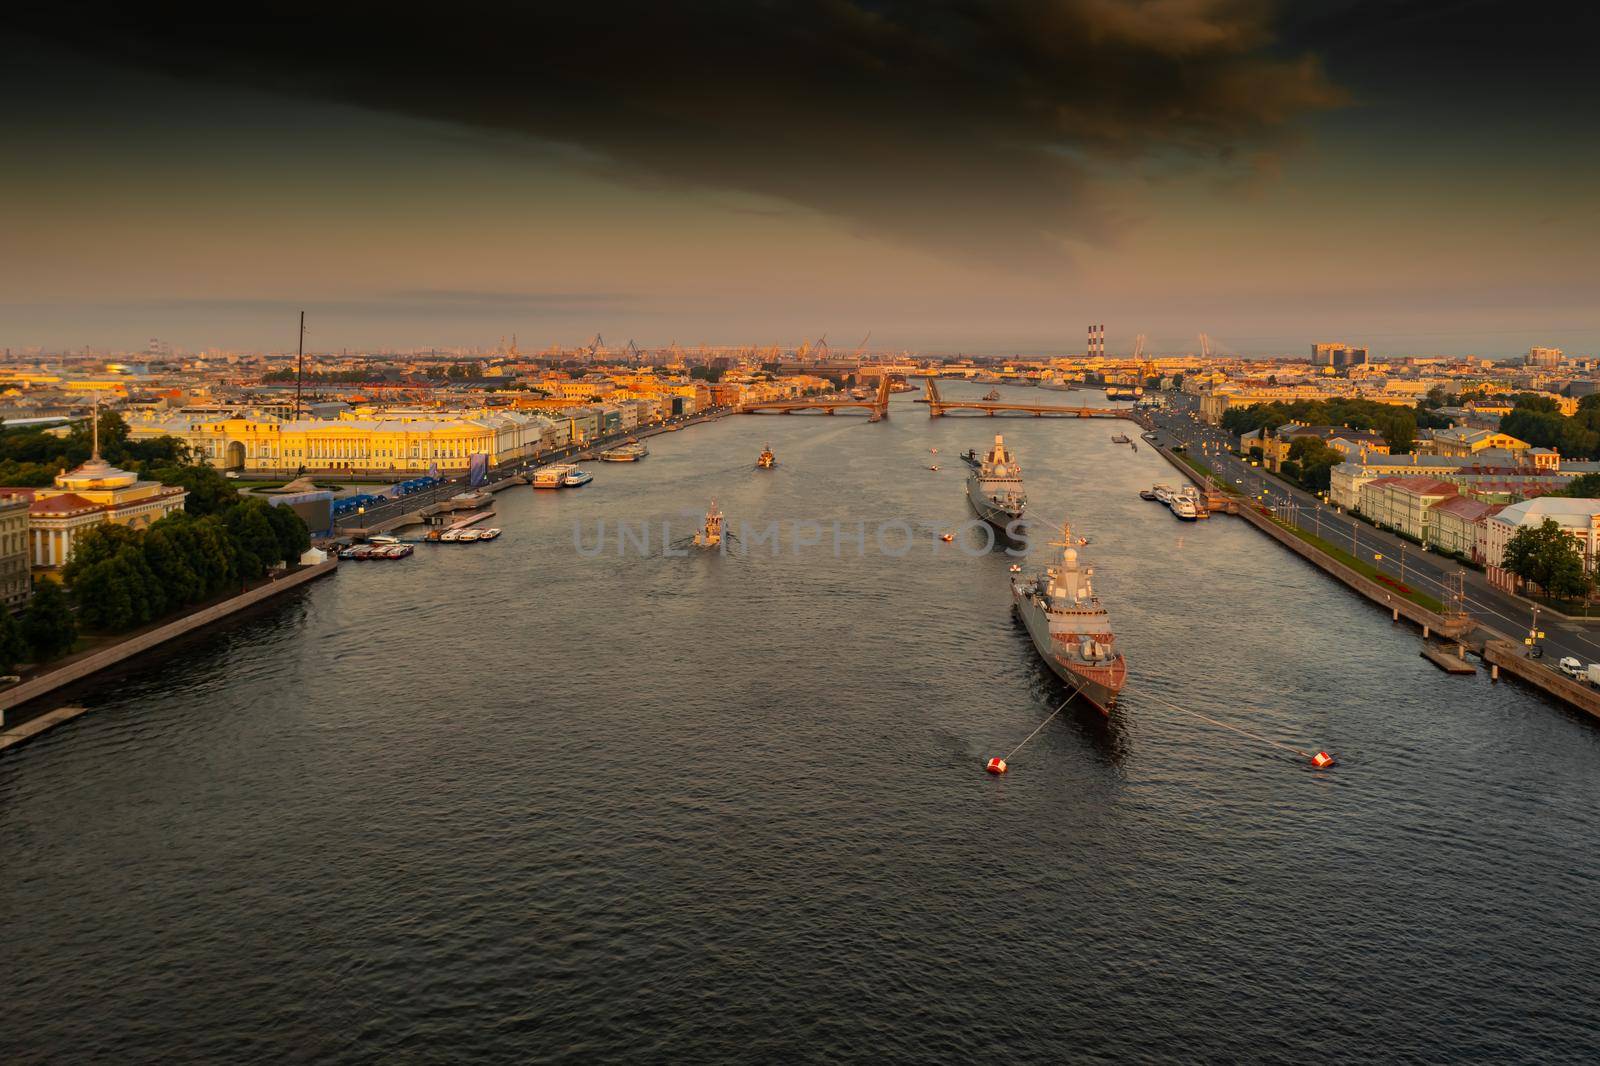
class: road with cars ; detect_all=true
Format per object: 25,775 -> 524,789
1142,392 -> 1600,677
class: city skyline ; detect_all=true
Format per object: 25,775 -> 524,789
3,3 -> 1597,354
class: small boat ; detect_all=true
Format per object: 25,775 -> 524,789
1139,489 -> 1158,501
458,529 -> 484,542
692,502 -> 724,548
929,464 -> 940,471
983,388 -> 1001,401
479,528 -> 502,540
1154,485 -> 1175,504
338,545 -> 362,559
349,545 -> 375,559
439,529 -> 463,542
381,544 -> 412,559
564,469 -> 594,487
1170,496 -> 1199,521
930,447 -> 939,454
1112,434 -> 1131,444
757,444 -> 776,469
940,533 -> 954,543
369,534 -> 401,546
1008,563 -> 1022,573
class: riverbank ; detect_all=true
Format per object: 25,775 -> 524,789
1157,444 -> 1468,636
0,559 -> 339,740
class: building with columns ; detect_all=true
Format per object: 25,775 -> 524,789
126,408 -> 558,476
2,451 -> 187,573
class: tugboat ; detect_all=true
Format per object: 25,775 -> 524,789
1111,433 -> 1132,444
692,502 -> 724,548
965,434 -> 1026,531
1011,520 -> 1128,713
757,444 -> 776,469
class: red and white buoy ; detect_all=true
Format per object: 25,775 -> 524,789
985,757 -> 1008,775
1310,750 -> 1336,769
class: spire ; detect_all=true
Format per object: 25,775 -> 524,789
91,398 -> 101,461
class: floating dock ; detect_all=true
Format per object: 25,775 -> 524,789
1421,643 -> 1477,674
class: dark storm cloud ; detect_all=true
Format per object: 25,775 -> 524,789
4,1 -> 1345,263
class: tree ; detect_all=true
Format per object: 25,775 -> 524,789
72,557 -> 137,631
224,499 -> 285,578
1287,436 -> 1344,492
0,609 -> 27,673
263,502 -> 311,563
22,581 -> 77,661
1502,518 -> 1592,600
143,525 -> 202,606
148,463 -> 241,516
61,523 -> 144,585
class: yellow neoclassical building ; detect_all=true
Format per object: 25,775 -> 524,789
128,409 -> 557,475
9,453 -> 188,571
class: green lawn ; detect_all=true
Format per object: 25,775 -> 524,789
1270,513 -> 1445,613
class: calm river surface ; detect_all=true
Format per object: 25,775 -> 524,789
3,384 -> 1598,1063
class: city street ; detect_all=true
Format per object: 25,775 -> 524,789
1143,395 -> 1600,674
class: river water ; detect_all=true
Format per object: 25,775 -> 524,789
3,384 -> 1597,1064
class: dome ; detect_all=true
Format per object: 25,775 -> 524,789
56,456 -> 139,491
1063,547 -> 1078,564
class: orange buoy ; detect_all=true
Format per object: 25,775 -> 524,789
1310,750 -> 1336,769
985,757 -> 1008,774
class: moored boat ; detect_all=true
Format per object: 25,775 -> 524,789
600,442 -> 649,462
1011,520 -> 1128,713
479,527 -> 502,540
564,468 -> 594,487
533,465 -> 573,488
965,434 -> 1026,532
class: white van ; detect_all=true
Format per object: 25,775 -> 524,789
1558,656 -> 1583,679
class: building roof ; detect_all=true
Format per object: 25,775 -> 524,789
1363,476 -> 1459,497
1429,496 -> 1504,523
1489,496 -> 1600,528
27,492 -> 102,516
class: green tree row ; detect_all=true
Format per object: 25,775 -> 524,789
0,410 -> 193,487
1498,393 -> 1600,460
61,499 -> 310,633
1221,398 -> 1417,453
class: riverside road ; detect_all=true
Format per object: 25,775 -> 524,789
1144,394 -> 1600,678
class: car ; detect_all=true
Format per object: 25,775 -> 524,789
225,471 -> 241,479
